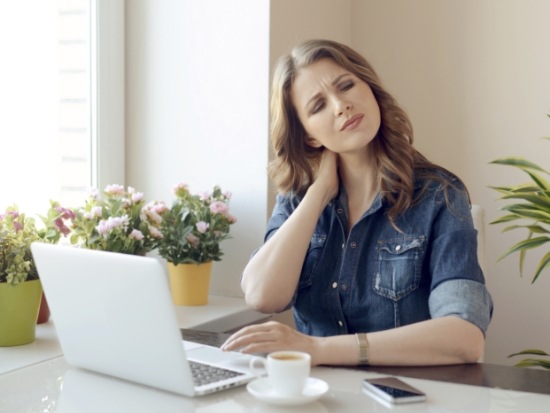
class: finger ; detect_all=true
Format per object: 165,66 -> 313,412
221,322 -> 277,350
221,329 -> 276,352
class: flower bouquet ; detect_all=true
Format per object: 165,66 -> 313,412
0,206 -> 39,285
69,184 -> 168,256
158,183 -> 236,265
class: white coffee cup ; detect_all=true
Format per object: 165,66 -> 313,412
249,351 -> 311,397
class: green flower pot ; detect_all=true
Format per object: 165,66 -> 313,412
0,279 -> 43,346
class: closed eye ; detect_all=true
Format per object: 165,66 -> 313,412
339,81 -> 354,92
311,100 -> 325,114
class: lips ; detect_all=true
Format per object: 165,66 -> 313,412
340,114 -> 364,131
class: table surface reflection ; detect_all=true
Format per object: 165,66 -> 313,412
0,329 -> 549,413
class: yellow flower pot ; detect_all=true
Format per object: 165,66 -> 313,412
167,261 -> 212,306
0,279 -> 43,346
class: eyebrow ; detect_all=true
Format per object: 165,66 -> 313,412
305,73 -> 352,109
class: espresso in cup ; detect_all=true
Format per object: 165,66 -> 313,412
250,351 -> 311,397
270,353 -> 303,361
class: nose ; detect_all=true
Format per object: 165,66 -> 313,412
334,97 -> 352,116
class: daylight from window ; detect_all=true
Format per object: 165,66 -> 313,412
0,0 -> 91,216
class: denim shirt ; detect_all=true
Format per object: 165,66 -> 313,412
264,171 -> 493,337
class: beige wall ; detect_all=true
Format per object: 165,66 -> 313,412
349,0 -> 550,365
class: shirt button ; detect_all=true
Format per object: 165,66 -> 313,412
395,245 -> 401,251
350,242 -> 357,248
332,282 -> 338,289
336,208 -> 344,214
341,243 -> 345,249
341,284 -> 348,291
338,321 -> 344,327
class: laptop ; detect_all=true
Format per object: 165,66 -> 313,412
31,242 -> 260,397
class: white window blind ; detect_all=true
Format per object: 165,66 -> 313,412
0,0 -> 124,216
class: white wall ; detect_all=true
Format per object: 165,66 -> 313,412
350,0 -> 550,365
125,0 -> 270,297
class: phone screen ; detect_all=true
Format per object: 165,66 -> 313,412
363,377 -> 426,404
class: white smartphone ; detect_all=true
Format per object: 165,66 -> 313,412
363,377 -> 426,404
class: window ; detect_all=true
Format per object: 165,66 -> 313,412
0,0 -> 123,216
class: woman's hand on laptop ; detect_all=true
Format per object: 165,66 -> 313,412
221,321 -> 323,365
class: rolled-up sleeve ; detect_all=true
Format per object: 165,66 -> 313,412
429,279 -> 493,335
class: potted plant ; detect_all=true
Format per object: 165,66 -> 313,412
0,206 -> 43,346
490,117 -> 550,369
158,183 -> 236,306
32,201 -> 76,324
69,184 -> 168,256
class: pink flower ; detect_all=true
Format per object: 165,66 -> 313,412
173,183 -> 189,197
54,218 -> 71,236
96,220 -> 110,236
128,187 -> 144,202
209,201 -> 229,215
199,191 -> 212,201
89,188 -> 100,200
227,214 -> 237,224
186,233 -> 200,247
92,206 -> 103,218
104,184 -> 125,195
148,225 -> 163,239
141,202 -> 165,225
55,206 -> 76,221
152,202 -> 168,214
96,215 -> 129,236
129,229 -> 144,241
223,190 -> 232,199
196,221 -> 209,233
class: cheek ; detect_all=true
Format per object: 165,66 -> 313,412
306,114 -> 333,138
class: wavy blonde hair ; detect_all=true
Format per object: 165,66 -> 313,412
269,39 -> 460,222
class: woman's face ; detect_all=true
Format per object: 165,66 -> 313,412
290,58 -> 381,155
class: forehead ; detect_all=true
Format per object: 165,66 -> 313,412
291,58 -> 350,101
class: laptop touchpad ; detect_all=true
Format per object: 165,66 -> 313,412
185,345 -> 259,372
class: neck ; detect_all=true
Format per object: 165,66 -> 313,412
338,149 -> 379,230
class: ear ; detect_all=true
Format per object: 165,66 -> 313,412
305,134 -> 323,148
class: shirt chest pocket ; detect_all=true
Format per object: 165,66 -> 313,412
374,237 -> 425,301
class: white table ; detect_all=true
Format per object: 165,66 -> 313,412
1,354 -> 550,412
3,298 -> 550,412
0,295 -> 266,375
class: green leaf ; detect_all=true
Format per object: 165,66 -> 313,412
501,205 -> 550,221
490,214 -> 522,225
498,236 -> 550,260
509,348 -> 550,357
532,251 -> 550,284
491,157 -> 550,175
526,171 -> 550,191
498,193 -> 550,209
513,358 -> 550,369
500,224 -> 550,234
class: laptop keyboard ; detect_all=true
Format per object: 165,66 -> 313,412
189,360 -> 245,386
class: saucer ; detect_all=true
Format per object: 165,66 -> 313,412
246,377 -> 329,406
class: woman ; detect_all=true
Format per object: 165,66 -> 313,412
221,39 -> 493,366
